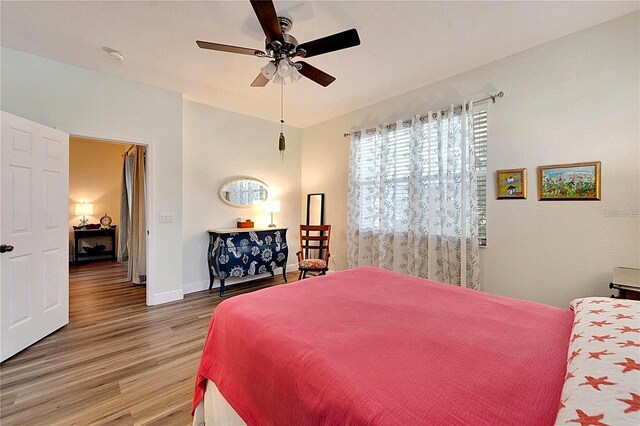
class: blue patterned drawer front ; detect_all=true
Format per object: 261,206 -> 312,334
207,228 -> 288,296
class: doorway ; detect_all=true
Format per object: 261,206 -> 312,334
1,113 -> 157,362
69,136 -> 148,304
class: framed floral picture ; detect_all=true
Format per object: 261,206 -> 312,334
496,168 -> 527,199
538,161 -> 601,200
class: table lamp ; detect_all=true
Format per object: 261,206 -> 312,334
265,199 -> 281,228
75,202 -> 94,229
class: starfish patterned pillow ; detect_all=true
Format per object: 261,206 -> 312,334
555,297 -> 639,425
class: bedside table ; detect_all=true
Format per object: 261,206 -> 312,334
609,266 -> 640,300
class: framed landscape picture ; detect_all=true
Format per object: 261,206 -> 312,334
496,168 -> 527,199
538,161 -> 601,200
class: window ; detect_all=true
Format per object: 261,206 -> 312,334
473,110 -> 488,245
356,108 -> 488,244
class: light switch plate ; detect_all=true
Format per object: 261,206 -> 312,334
159,214 -> 175,224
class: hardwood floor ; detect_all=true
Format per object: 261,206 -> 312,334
0,261 -> 296,425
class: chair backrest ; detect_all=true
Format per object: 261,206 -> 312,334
299,225 -> 331,261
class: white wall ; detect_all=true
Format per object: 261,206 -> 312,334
1,47 -> 184,305
301,13 -> 640,307
182,99 -> 302,293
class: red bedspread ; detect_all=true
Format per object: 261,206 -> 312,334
192,267 -> 574,425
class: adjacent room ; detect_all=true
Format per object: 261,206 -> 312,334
69,136 -> 148,313
0,1 -> 638,425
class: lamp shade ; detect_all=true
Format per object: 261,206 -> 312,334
75,202 -> 94,216
277,60 -> 291,77
290,66 -> 302,83
264,199 -> 281,213
261,62 -> 277,79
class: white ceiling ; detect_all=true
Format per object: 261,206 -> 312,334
1,1 -> 638,128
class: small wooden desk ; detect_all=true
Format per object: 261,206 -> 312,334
74,227 -> 117,262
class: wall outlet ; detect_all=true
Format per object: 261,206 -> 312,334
159,214 -> 175,224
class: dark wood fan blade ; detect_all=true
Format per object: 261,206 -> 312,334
249,0 -> 284,45
251,73 -> 270,87
196,41 -> 264,56
297,29 -> 360,58
296,62 -> 336,87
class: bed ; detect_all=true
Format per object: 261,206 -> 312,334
192,267 -> 639,425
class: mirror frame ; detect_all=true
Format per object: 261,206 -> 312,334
305,193 -> 326,259
306,193 -> 325,226
218,177 -> 270,208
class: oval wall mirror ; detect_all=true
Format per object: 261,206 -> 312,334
219,178 -> 270,208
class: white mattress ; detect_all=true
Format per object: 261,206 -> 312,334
193,379 -> 246,426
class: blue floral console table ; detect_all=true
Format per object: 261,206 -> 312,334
207,227 -> 289,296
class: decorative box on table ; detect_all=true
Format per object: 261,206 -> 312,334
237,220 -> 254,228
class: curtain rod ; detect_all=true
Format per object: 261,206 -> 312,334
343,91 -> 503,137
123,144 -> 135,156
122,144 -> 136,156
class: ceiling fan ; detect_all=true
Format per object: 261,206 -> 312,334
196,0 -> 361,87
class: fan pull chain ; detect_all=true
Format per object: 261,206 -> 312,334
279,82 -> 285,160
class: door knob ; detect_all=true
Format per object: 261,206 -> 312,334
0,244 -> 14,253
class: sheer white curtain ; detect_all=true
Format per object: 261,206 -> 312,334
347,100 -> 480,289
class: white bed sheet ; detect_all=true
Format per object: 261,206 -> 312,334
193,379 -> 246,426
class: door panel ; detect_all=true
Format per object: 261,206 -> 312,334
44,136 -> 61,159
8,254 -> 31,326
43,248 -> 61,311
10,128 -> 31,154
44,170 -> 61,229
10,165 -> 32,233
1,111 -> 69,362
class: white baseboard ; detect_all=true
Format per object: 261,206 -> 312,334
183,263 -> 299,295
150,289 -> 183,305
183,280 -> 210,295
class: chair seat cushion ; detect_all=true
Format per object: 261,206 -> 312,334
298,259 -> 327,270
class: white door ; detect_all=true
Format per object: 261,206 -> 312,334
1,111 -> 69,362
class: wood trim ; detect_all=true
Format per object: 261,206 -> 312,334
301,235 -> 328,241
301,244 -> 330,250
300,225 -> 329,232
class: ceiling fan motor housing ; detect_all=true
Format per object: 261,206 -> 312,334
265,17 -> 300,57
278,16 -> 293,33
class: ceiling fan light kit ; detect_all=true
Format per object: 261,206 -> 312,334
197,0 -> 361,151
266,60 -> 301,85
261,61 -> 277,79
277,60 -> 290,77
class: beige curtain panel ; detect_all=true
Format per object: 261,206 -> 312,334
117,155 -> 132,263
118,146 -> 146,285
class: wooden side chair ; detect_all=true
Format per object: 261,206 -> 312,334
297,225 -> 331,280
